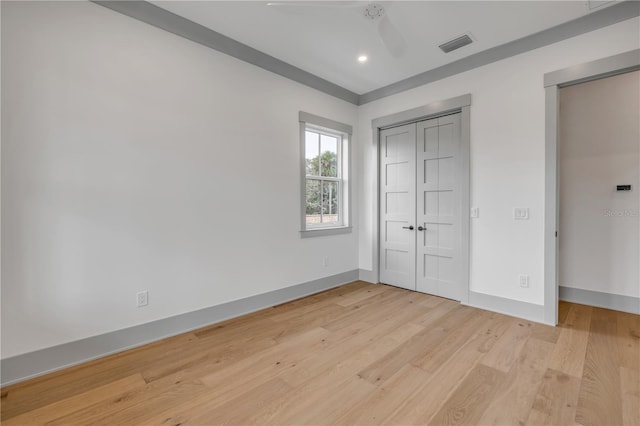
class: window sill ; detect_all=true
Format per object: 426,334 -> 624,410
300,226 -> 352,238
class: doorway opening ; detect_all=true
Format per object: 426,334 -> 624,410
544,49 -> 640,324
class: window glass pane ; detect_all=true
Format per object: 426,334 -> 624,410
305,179 -> 321,225
301,118 -> 349,232
322,181 -> 339,224
320,134 -> 338,177
305,131 -> 320,176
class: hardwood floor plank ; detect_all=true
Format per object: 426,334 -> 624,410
427,364 -> 505,425
144,315 -> 420,425
156,318 -> 414,425
1,283 -> 635,425
617,311 -> 640,371
481,319 -> 534,373
561,302 -> 591,328
278,319 -> 425,388
51,327 -> 328,424
193,311 -> 284,339
548,303 -> 593,377
242,322 -> 425,424
78,327 -> 330,425
334,284 -> 388,307
239,281 -> 366,324
265,290 -> 354,324
238,323 -> 419,424
531,322 -> 561,343
368,290 -> 446,330
411,309 -> 493,373
0,332 -> 197,419
2,374 -> 145,426
270,302 -> 351,342
416,293 -> 447,308
408,298 -> 459,328
199,326 -> 332,388
246,374 -> 376,425
270,280 -> 368,311
320,286 -> 417,332
471,312 -> 515,355
46,373 -> 204,426
575,307 -> 623,426
334,365 -> 431,426
558,300 -> 571,324
184,377 -> 293,425
476,337 -> 555,426
382,315 -> 510,424
526,368 -> 582,426
357,305 -> 476,384
621,366 -> 640,426
141,333 -> 277,383
141,294 -> 359,384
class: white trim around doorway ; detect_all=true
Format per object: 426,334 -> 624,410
369,94 -> 472,305
543,49 -> 640,325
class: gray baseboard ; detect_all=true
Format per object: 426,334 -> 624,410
1,270 -> 359,386
356,272 -> 548,325
358,268 -> 378,284
559,286 -> 640,315
465,291 -> 547,325
356,271 -> 548,325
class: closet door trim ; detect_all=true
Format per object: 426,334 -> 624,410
371,94 -> 471,305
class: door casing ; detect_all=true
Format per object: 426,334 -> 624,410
543,49 -> 640,325
372,94 -> 471,305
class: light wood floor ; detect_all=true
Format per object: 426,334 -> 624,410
1,281 -> 638,425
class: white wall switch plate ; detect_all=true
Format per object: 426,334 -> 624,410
519,275 -> 530,288
470,207 -> 479,218
514,207 -> 529,220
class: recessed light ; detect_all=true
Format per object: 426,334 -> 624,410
358,55 -> 368,63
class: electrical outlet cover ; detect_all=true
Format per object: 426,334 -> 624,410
136,290 -> 148,307
519,275 -> 530,288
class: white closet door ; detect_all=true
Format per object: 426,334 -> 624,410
416,114 -> 461,300
379,123 -> 417,290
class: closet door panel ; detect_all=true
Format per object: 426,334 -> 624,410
416,114 -> 462,301
379,123 -> 417,290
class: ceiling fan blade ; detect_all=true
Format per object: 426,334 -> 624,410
378,14 -> 407,58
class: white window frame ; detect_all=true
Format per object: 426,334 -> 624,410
299,111 -> 352,238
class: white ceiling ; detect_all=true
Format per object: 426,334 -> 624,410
152,1 -> 615,94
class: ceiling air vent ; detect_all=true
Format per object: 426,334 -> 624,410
587,0 -> 614,10
439,34 -> 473,54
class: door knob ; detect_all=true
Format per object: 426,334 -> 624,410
402,226 -> 414,230
418,226 -> 427,231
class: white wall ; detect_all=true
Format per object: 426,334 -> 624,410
559,71 -> 639,298
1,1 -> 358,359
357,17 -> 640,307
3,1 -> 639,361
